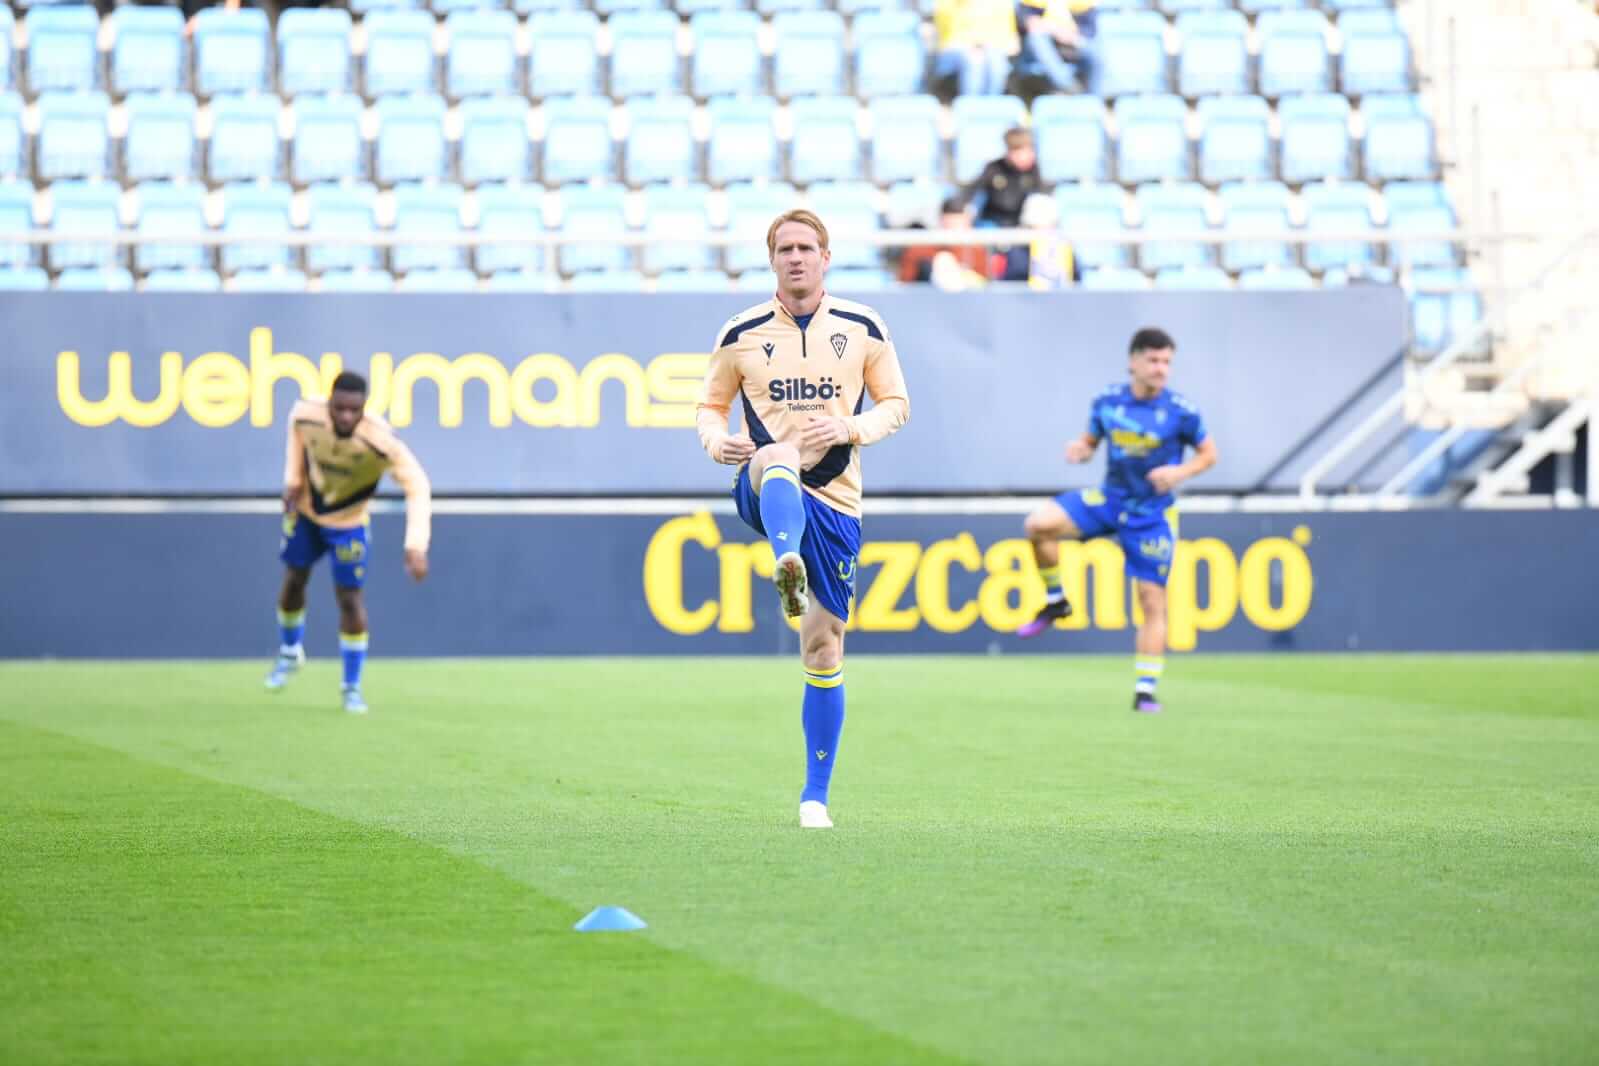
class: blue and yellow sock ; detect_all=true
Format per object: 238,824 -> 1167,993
801,666 -> 845,805
340,632 -> 368,690
277,608 -> 305,652
759,464 -> 807,559
1135,656 -> 1164,696
1039,563 -> 1064,603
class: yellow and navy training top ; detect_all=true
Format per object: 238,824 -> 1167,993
696,293 -> 910,519
283,398 -> 432,552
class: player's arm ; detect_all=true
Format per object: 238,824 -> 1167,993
282,406 -> 307,514
1148,405 -> 1218,493
696,340 -> 755,465
386,437 -> 432,581
1065,433 -> 1099,463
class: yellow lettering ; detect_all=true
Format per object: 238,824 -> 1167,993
56,350 -> 183,428
1167,538 -> 1238,652
644,353 -> 711,428
365,353 -> 391,416
856,542 -> 921,631
181,352 -> 250,428
716,541 -> 772,633
248,327 -> 332,426
578,353 -> 650,428
1239,538 -> 1314,631
978,538 -> 1039,632
1060,539 -> 1128,630
642,512 -> 721,635
509,354 -> 579,427
388,352 -> 512,428
916,533 -> 981,633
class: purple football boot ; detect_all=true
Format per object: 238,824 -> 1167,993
1132,693 -> 1162,714
1017,598 -> 1073,638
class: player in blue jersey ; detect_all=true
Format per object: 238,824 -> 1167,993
1017,327 -> 1218,713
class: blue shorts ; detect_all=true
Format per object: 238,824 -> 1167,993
733,465 -> 861,622
279,513 -> 371,589
1056,489 -> 1178,586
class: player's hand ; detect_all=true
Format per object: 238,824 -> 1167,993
1064,439 -> 1095,464
715,433 -> 756,465
281,487 -> 299,514
801,416 -> 851,453
404,549 -> 429,582
1146,465 -> 1185,494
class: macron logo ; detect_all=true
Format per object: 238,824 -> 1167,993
815,750 -> 828,761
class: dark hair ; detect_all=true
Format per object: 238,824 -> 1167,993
331,370 -> 368,395
939,197 -> 965,216
1129,328 -> 1176,355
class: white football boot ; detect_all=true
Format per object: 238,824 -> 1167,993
799,800 -> 833,829
774,551 -> 809,618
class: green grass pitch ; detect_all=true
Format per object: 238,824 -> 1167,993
3,655 -> 1596,1065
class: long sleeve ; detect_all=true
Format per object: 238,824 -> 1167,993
695,343 -> 743,460
283,411 -> 305,494
847,338 -> 909,446
386,438 -> 432,553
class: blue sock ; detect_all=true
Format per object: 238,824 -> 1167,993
759,465 -> 806,559
277,608 -> 305,652
340,632 -> 368,690
801,666 -> 845,805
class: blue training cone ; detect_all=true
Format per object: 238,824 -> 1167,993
574,906 -> 647,933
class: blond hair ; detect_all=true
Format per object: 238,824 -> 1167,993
766,210 -> 830,256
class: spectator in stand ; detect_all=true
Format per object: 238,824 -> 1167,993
997,193 -> 1078,288
932,0 -> 1020,97
954,127 -> 1044,228
899,199 -> 992,284
1014,0 -> 1097,93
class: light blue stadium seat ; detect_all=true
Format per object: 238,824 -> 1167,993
734,269 -> 776,290
1337,10 -> 1401,36
278,9 -> 354,96
1096,11 -> 1170,97
1054,182 -> 1129,268
1114,94 -> 1190,183
1278,92 -> 1351,183
1383,179 -> 1447,211
1218,179 -> 1293,271
293,94 -> 366,185
608,12 -> 681,98
133,180 -> 208,273
594,0 -> 668,15
567,269 -> 646,291
642,182 -> 713,273
447,10 -> 519,98
677,0 -> 743,13
1033,95 -> 1108,182
459,97 -> 529,185
111,6 -> 186,95
349,0 -> 425,14
1080,266 -> 1153,290
376,94 -> 447,184
1387,200 -> 1457,269
542,96 -> 613,183
1340,29 -> 1411,95
319,268 -> 396,291
884,178 -> 944,228
474,182 -> 546,274
1135,181 -> 1212,271
558,184 -> 630,274
625,95 -> 697,185
1362,94 -> 1433,180
397,267 -> 478,291
852,12 -> 925,98
306,183 -> 380,273
707,96 -> 778,185
1160,0 -> 1228,15
122,93 -> 195,182
692,12 -> 763,98
220,181 -> 293,272
1302,180 -> 1378,272
231,267 -> 309,291
484,269 -> 555,290
1237,265 -> 1313,288
773,12 -> 846,98
1408,265 -> 1479,353
48,179 -> 121,271
0,9 -> 13,93
26,6 -> 99,94
194,7 -> 270,95
208,94 -> 279,183
1196,94 -> 1270,184
870,95 -> 941,184
951,95 -> 1026,184
827,266 -> 893,291
364,11 -> 438,97
837,0 -> 907,13
1238,0 -> 1309,12
807,180 -> 879,269
392,182 -> 465,273
789,96 -> 861,184
1176,10 -> 1249,97
0,181 -> 37,268
655,268 -> 731,290
1257,10 -> 1331,97
529,12 -> 600,97
0,266 -> 50,289
57,265 -> 134,290
144,267 -> 222,291
1155,264 -> 1230,287
515,0 -> 582,12
758,0 -> 825,13
1322,0 -> 1390,10
0,94 -> 25,180
723,180 -> 796,272
37,91 -> 109,180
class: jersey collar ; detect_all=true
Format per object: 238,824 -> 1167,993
771,291 -> 830,326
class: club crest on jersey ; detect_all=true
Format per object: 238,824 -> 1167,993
761,342 -> 775,361
830,333 -> 848,359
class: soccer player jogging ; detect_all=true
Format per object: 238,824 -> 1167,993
264,371 -> 432,714
696,210 -> 910,829
1017,328 -> 1218,713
